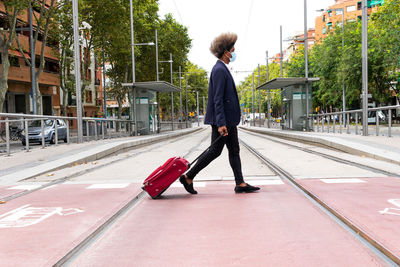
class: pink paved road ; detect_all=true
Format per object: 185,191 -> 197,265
0,183 -> 142,266
71,182 -> 385,267
298,177 -> 400,261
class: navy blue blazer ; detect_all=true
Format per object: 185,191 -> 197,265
204,60 -> 241,127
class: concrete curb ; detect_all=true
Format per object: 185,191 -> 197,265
0,127 -> 202,185
239,126 -> 400,166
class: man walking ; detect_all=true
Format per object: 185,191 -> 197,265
180,32 -> 260,194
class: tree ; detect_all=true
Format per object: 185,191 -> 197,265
0,0 -> 28,113
237,62 -> 283,117
15,0 -> 57,114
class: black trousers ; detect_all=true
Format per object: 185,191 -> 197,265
186,125 -> 245,185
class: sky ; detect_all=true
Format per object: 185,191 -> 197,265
158,0 -> 334,84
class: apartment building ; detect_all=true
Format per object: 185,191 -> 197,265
315,0 -> 384,42
285,29 -> 316,61
0,0 -> 60,115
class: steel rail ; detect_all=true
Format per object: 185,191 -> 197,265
240,129 -> 400,178
240,138 -> 399,266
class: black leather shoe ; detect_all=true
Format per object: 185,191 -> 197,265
234,183 -> 260,193
179,175 -> 198,194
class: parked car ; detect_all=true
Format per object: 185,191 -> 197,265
21,119 -> 68,145
367,110 -> 386,124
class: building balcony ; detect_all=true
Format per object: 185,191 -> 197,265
13,34 -> 58,61
1,64 -> 60,87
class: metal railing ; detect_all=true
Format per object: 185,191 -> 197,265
159,121 -> 193,132
312,105 -> 400,137
0,112 -> 134,156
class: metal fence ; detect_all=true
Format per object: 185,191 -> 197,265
0,112 -> 134,156
312,105 -> 400,137
159,121 -> 193,132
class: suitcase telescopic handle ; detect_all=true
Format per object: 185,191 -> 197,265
189,134 -> 224,167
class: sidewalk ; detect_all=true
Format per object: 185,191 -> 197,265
0,127 -> 202,185
240,126 -> 400,165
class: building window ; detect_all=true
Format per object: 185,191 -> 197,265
85,90 -> 93,103
328,10 -> 333,17
336,9 -> 343,15
9,56 -> 20,67
347,5 -> 356,12
322,27 -> 326,34
357,2 -> 362,10
323,15 -> 326,22
347,18 -> 356,23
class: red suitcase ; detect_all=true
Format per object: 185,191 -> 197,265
142,157 -> 190,199
142,135 -> 223,199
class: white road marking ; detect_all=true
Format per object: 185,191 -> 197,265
0,205 -> 83,228
247,180 -> 284,186
320,178 -> 366,184
86,183 -> 130,189
8,185 -> 43,190
170,182 -> 206,188
41,185 -> 57,190
379,199 -> 400,216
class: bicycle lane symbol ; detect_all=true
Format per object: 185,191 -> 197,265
0,204 -> 84,228
379,199 -> 400,217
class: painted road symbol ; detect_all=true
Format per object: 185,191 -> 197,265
0,204 -> 83,228
379,199 -> 400,217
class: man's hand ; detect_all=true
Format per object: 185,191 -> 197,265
218,126 -> 228,136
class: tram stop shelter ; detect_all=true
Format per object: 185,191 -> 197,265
257,78 -> 319,131
122,81 -> 181,135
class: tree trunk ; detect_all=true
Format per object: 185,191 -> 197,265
0,50 -> 10,113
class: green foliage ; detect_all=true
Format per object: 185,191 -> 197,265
237,62 -> 284,117
283,1 -> 400,112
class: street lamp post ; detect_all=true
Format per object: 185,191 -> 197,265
196,91 -> 199,126
129,0 -> 137,136
258,64 -> 261,127
185,73 -> 188,128
280,25 -> 284,129
252,73 -> 255,126
266,51 -> 271,128
170,53 -> 174,131
72,0 -> 83,143
179,66 -> 182,123
362,0 -> 368,136
304,0 -> 310,131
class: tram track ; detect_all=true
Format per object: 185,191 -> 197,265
239,137 -> 399,266
53,129 -> 211,266
239,128 -> 400,178
0,128 -> 208,203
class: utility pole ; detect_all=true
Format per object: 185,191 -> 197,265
280,25 -> 284,129
258,64 -> 261,127
28,1 -> 37,115
266,51 -> 271,128
179,66 -> 182,123
203,95 -> 205,117
196,91 -> 199,126
362,0 -> 368,136
170,53 -> 174,131
102,39 -> 107,119
252,73 -> 255,126
129,0 -> 137,136
304,0 -> 310,131
185,73 -> 188,128
155,29 -> 160,133
72,0 -> 83,143
341,9 -> 346,125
